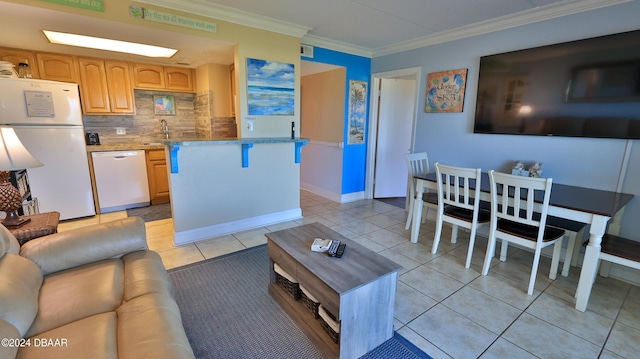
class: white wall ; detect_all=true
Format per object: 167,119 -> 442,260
300,141 -> 343,202
372,1 -> 640,238
169,141 -> 301,244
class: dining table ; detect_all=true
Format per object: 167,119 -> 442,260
410,172 -> 634,312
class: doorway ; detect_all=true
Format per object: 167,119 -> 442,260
366,67 -> 421,200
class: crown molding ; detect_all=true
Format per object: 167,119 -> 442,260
301,34 -> 372,58
372,0 -> 631,57
136,0 -> 311,38
137,0 -> 629,59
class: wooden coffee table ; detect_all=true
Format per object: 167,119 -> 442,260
266,222 -> 402,359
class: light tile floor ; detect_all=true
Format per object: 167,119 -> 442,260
59,190 -> 640,359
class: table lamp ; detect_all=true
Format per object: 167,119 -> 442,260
0,126 -> 43,228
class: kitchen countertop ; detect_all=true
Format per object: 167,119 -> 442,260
86,137 -> 309,152
164,137 -> 309,146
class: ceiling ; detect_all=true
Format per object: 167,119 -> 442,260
0,0 -> 628,70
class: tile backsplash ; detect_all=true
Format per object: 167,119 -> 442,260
83,90 -> 236,144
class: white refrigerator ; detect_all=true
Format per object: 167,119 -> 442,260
0,77 -> 95,220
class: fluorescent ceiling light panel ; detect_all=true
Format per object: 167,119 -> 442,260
42,30 -> 178,58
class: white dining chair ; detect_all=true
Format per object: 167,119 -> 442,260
545,216 -> 587,276
481,170 -> 566,295
597,234 -> 640,277
432,163 -> 490,268
404,152 -> 438,230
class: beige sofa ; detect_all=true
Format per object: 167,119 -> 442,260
0,216 -> 195,359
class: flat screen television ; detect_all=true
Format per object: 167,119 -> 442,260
473,29 -> 640,139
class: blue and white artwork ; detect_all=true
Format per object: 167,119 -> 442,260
246,58 -> 295,116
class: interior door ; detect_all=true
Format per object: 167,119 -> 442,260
373,78 -> 416,198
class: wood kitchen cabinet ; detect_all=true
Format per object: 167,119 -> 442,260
146,149 -> 170,204
133,63 -> 165,89
165,67 -> 195,92
133,64 -> 195,92
0,47 -> 40,78
78,58 -> 135,114
36,52 -> 78,83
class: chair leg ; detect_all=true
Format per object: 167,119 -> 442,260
405,195 -> 415,230
451,225 -> 459,244
570,227 -> 586,267
561,232 -> 576,277
432,213 -> 444,254
600,261 -> 612,278
465,227 -> 477,269
528,247 -> 543,295
550,241 -> 562,280
482,231 -> 497,276
500,241 -> 508,262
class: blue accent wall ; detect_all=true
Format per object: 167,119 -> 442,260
303,47 -> 371,195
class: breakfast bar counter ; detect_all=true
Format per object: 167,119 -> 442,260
163,137 -> 309,245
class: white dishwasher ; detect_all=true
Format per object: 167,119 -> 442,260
92,151 -> 150,213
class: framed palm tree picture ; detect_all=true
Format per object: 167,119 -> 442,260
348,80 -> 367,145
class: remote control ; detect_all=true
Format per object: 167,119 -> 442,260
327,240 -> 340,257
335,243 -> 346,258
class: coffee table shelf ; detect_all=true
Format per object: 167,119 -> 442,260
266,223 -> 402,359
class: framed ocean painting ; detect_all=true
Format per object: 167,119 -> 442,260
425,68 -> 467,113
246,58 -> 295,116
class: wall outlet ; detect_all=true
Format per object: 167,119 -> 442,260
116,127 -> 126,135
247,120 -> 254,132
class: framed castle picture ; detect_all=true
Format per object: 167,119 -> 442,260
425,68 -> 467,113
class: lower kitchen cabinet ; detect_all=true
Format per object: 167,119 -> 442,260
146,149 -> 170,204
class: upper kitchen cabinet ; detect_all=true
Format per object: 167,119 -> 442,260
133,63 -> 165,89
78,58 -> 135,115
36,53 -> 78,83
165,67 -> 195,92
0,47 -> 40,78
134,64 -> 195,92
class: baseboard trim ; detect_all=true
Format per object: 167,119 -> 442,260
300,182 -> 341,202
173,208 -> 302,245
340,191 -> 365,203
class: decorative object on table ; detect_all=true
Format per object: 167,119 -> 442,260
347,80 -> 367,144
0,126 -> 43,228
246,58 -> 295,116
153,95 -> 176,115
17,62 -> 32,79
529,162 -> 543,177
511,161 -> 529,177
425,68 -> 468,113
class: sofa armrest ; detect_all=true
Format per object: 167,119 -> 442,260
20,217 -> 147,276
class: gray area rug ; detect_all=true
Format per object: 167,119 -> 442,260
126,203 -> 171,222
168,244 -> 432,359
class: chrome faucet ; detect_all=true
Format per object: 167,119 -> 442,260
160,119 -> 169,139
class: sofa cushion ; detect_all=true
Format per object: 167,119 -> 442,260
117,293 -> 194,359
122,250 -> 175,302
0,224 -> 20,258
26,259 -> 124,337
17,312 -> 117,359
21,217 -> 147,276
0,253 -> 42,337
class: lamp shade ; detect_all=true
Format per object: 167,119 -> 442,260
0,126 -> 43,170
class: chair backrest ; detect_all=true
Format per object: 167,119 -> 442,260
404,152 -> 430,176
404,152 -> 430,194
488,170 -> 553,242
435,162 -> 481,212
